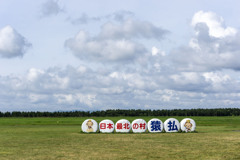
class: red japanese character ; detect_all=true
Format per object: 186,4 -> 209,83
117,123 -> 122,129
107,123 -> 113,129
123,123 -> 130,129
139,123 -> 146,129
100,123 -> 106,129
132,123 -> 139,129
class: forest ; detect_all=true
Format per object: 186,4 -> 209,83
0,108 -> 240,117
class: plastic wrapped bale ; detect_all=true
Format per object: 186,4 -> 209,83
180,118 -> 196,132
81,119 -> 98,133
132,119 -> 147,133
115,119 -> 131,133
164,118 -> 180,133
99,119 -> 115,133
148,118 -> 164,133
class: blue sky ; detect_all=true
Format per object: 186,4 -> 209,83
1,0 -> 240,111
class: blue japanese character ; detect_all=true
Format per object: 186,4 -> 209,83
167,120 -> 178,131
151,120 -> 161,131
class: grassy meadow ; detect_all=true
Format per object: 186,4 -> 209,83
0,116 -> 240,160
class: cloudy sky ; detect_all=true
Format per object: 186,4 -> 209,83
1,0 -> 240,111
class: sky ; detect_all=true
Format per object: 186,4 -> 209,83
1,0 -> 240,111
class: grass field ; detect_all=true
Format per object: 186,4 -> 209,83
0,116 -> 240,160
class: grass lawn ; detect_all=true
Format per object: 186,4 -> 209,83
0,116 -> 240,160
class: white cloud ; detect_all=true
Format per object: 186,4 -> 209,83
27,68 -> 44,81
170,11 -> 240,71
112,10 -> 134,22
70,13 -> 101,25
54,93 -> 96,106
29,94 -> 49,103
171,72 -> 203,85
192,11 -> 237,38
151,46 -> 159,56
1,63 -> 240,111
66,19 -> 168,62
151,46 -> 165,56
40,0 -> 63,17
0,26 -> 31,58
202,72 -> 237,93
69,10 -> 134,25
100,19 -> 168,40
3,10 -> 240,111
65,30 -> 145,62
203,72 -> 231,83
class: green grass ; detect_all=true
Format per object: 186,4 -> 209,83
1,116 -> 240,160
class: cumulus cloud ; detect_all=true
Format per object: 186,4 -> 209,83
3,11 -> 240,111
111,10 -> 134,22
99,19 -> 169,40
1,64 -> 240,111
40,0 -> 63,17
0,26 -> 31,58
69,10 -> 134,25
65,31 -> 145,62
192,11 -> 237,38
70,13 -> 100,25
170,11 -> 240,71
65,19 -> 168,62
151,46 -> 166,56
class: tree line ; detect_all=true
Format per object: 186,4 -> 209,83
0,108 -> 240,117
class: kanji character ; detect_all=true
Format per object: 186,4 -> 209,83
139,123 -> 146,129
123,123 -> 130,129
117,123 -> 122,129
100,123 -> 106,129
167,121 -> 178,131
151,121 -> 161,131
107,123 -> 113,129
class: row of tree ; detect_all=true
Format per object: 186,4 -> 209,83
0,108 -> 240,117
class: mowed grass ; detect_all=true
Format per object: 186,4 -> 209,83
0,117 -> 240,160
